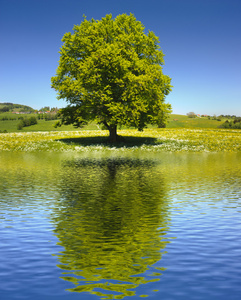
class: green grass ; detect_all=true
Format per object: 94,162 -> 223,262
1,110 -> 239,153
166,114 -> 226,128
0,113 -> 230,133
0,117 -> 100,133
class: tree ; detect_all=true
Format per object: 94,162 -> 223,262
187,112 -> 196,118
51,13 -> 172,141
39,106 -> 50,112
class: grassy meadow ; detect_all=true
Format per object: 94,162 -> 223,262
0,112 -> 230,133
0,128 -> 240,152
167,114 -> 226,128
0,112 -> 99,133
0,112 -> 240,152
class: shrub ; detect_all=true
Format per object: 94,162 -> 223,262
23,118 -> 30,127
0,116 -> 9,121
44,113 -> 59,121
29,116 -> 38,125
0,106 -> 10,112
17,121 -> 24,130
17,116 -> 38,130
219,118 -> 241,129
53,120 -> 61,128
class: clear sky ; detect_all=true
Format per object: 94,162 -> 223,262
1,0 -> 240,116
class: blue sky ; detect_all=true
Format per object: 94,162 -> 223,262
1,0 -> 240,116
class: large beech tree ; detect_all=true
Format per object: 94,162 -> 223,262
51,14 -> 172,141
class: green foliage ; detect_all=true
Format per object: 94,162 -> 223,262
17,121 -> 24,130
39,106 -> 50,112
157,109 -> 170,128
17,116 -> 38,130
219,114 -> 237,119
219,118 -> 241,129
51,13 -> 172,140
29,116 -> 37,125
0,116 -> 9,121
0,106 -> 10,112
44,112 -> 59,121
37,113 -> 44,119
53,120 -> 62,128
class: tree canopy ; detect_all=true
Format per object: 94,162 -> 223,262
51,13 -> 172,141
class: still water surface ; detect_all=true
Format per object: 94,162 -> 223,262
0,152 -> 241,300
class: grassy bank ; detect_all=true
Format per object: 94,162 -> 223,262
0,128 -> 240,152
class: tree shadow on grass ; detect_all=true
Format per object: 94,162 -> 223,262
57,135 -> 160,148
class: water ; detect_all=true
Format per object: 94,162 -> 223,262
0,151 -> 241,299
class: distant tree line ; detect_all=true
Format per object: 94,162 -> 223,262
0,115 -> 37,121
39,106 -> 59,112
0,116 -> 17,121
187,112 -> 239,121
219,115 -> 238,119
37,112 -> 59,120
209,115 -> 239,121
0,106 -> 10,112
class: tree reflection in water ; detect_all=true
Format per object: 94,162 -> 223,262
52,157 -> 172,299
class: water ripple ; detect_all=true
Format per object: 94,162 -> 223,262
0,152 -> 241,299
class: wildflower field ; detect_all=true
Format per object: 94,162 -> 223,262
0,128 -> 240,152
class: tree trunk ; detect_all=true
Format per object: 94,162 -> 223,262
103,121 -> 118,142
108,125 -> 118,142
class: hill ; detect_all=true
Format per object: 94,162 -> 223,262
166,114 -> 226,128
0,102 -> 35,113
